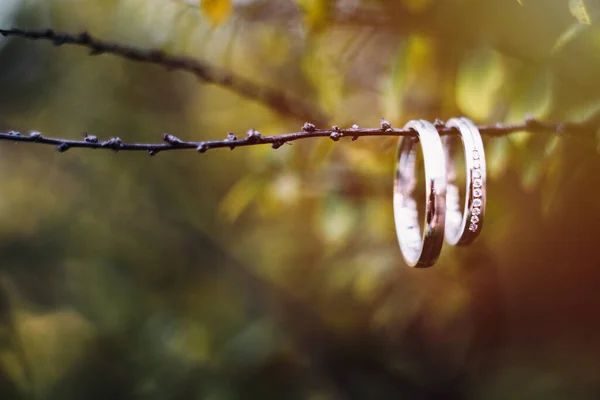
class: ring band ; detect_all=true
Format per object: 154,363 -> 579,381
443,117 -> 486,245
393,119 -> 447,267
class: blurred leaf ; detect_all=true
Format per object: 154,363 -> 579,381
353,263 -> 383,302
218,176 -> 266,223
402,35 -> 440,115
381,42 -> 408,122
553,21 -> 590,53
364,198 -> 395,242
343,145 -> 390,176
65,260 -> 144,335
317,196 -> 356,251
201,0 -> 232,25
165,320 -> 211,364
506,66 -> 553,123
302,36 -> 345,117
12,309 -> 94,396
563,97 -> 600,151
570,0 -> 592,24
520,154 -> 543,192
456,47 -> 505,121
0,349 -> 26,394
541,145 -> 564,217
255,25 -> 291,66
568,96 -> 600,122
505,66 -> 553,148
544,135 -> 561,158
487,136 -> 511,180
296,0 -> 333,33
267,172 -> 301,206
219,320 -> 279,370
308,138 -> 336,171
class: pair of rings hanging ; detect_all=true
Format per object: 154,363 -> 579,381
393,117 -> 486,268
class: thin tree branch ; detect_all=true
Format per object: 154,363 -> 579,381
0,118 -> 590,156
0,27 -> 328,125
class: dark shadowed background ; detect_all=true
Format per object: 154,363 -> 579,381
1,0 -> 600,399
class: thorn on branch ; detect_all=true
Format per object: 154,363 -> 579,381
29,131 -> 42,140
79,32 -> 91,44
197,143 -> 208,153
56,143 -> 70,152
524,114 -> 541,129
102,137 -> 122,151
302,122 -> 316,132
331,125 -> 343,141
0,116 -> 590,156
84,133 -> 98,143
351,124 -> 359,140
163,133 -> 183,145
380,118 -> 392,131
245,129 -> 261,143
225,132 -> 237,150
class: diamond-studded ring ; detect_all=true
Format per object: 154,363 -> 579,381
393,120 -> 447,267
442,117 -> 486,246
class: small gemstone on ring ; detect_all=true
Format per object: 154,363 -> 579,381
473,189 -> 482,197
472,207 -> 481,216
469,223 -> 478,232
473,170 -> 482,179
473,161 -> 481,169
473,179 -> 483,188
473,198 -> 482,207
473,151 -> 480,160
471,215 -> 479,223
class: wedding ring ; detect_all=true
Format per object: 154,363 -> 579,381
443,117 -> 486,245
393,119 -> 447,267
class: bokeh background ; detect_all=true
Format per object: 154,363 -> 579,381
1,0 -> 600,398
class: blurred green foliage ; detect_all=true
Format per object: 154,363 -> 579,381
1,0 -> 600,398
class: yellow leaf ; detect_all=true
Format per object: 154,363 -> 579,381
201,0 -> 232,25
296,0 -> 332,33
218,176 -> 265,222
301,37 -> 345,116
521,155 -> 543,192
487,136 -> 511,180
570,0 -> 592,24
552,21 -> 589,53
456,47 -> 505,121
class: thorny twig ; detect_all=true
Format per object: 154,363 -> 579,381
0,117 -> 591,156
0,27 -> 328,125
0,28 -> 596,156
